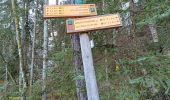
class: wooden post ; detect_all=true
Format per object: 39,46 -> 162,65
80,33 -> 99,100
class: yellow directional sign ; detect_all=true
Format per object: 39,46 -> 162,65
66,14 -> 122,33
44,4 -> 97,18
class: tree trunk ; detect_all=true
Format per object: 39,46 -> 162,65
68,0 -> 87,99
42,0 -> 48,100
129,0 -> 136,34
4,64 -> 8,99
11,0 -> 26,100
102,0 -> 109,82
148,23 -> 158,42
29,0 -> 38,99
71,34 -> 87,100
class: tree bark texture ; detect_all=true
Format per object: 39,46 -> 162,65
71,34 -> 87,100
11,0 -> 26,100
29,0 -> 38,99
42,0 -> 48,100
69,0 -> 87,99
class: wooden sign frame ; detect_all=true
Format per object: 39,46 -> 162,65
66,14 -> 122,33
43,4 -> 97,18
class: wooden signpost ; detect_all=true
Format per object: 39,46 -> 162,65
43,2 -> 122,100
66,14 -> 122,33
43,4 -> 97,18
65,14 -> 122,100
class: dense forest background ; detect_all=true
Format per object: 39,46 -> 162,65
0,0 -> 170,100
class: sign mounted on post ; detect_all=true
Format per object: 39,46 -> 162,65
43,4 -> 97,18
66,14 -> 122,33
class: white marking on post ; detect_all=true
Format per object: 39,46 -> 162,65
90,39 -> 94,48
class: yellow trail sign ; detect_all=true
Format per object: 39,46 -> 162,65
43,4 -> 97,18
66,14 -> 122,33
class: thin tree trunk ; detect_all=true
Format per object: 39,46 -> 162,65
11,0 -> 26,100
4,65 -> 8,99
21,1 -> 28,99
21,0 -> 27,80
102,0 -> 109,82
68,0 -> 87,99
129,0 -> 136,34
71,35 -> 87,100
148,23 -> 158,42
29,0 -> 38,99
2,43 -> 8,99
42,0 -> 48,99
42,20 -> 48,100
